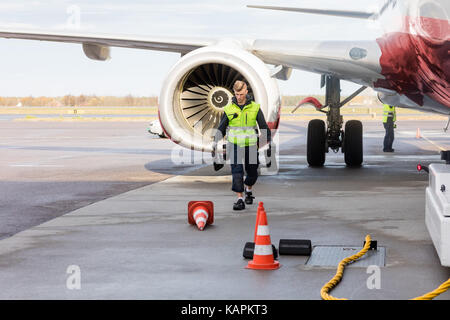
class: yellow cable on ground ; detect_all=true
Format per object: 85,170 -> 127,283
320,234 -> 450,300
411,278 -> 450,300
320,235 -> 372,300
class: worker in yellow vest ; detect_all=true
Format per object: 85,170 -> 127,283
383,104 -> 396,152
212,80 -> 271,211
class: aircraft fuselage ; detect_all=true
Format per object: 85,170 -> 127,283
375,0 -> 449,113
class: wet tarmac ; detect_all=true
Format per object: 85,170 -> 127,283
0,118 -> 449,299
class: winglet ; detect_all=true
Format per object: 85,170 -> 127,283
247,5 -> 377,20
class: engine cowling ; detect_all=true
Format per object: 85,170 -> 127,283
159,40 -> 281,152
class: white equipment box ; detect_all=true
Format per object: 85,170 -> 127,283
425,163 -> 450,267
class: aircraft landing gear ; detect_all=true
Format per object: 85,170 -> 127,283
343,120 -> 363,166
307,119 -> 326,167
306,75 -> 366,167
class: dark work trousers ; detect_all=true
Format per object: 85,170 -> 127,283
228,142 -> 259,193
383,120 -> 395,150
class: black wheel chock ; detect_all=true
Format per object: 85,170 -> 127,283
363,239 -> 378,250
243,242 -> 278,260
279,239 -> 312,256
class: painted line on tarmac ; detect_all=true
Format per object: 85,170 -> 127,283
364,130 -> 450,137
279,154 -> 441,161
9,164 -> 65,167
8,155 -> 77,168
420,134 -> 447,151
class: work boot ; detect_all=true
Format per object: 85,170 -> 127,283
233,198 -> 245,211
245,190 -> 255,205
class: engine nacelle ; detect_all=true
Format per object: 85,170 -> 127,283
159,40 -> 281,152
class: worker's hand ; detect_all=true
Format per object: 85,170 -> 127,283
266,143 -> 272,158
266,143 -> 272,168
212,141 -> 224,171
211,141 -> 217,158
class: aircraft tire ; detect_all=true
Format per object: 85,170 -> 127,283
344,120 -> 363,167
307,119 -> 326,167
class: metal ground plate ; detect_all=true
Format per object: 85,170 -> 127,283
306,246 -> 386,267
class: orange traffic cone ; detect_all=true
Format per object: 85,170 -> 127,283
253,202 -> 264,242
246,203 -> 280,270
188,201 -> 214,231
416,128 -> 421,139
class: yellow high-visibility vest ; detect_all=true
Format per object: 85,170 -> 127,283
224,101 -> 260,147
383,104 -> 396,123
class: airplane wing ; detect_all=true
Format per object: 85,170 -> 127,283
251,39 -> 383,87
0,27 -> 381,84
244,4 -> 381,85
247,5 -> 377,19
0,27 -> 383,92
0,28 -> 216,55
1,26 -> 442,113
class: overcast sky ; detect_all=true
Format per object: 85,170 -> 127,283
0,0 -> 383,97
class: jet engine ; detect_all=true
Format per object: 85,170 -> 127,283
159,40 -> 281,152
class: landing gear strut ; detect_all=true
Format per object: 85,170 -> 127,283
306,75 -> 366,167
